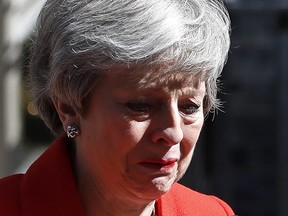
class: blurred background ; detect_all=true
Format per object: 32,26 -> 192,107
0,0 -> 287,215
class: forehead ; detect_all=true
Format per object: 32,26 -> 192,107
104,66 -> 205,92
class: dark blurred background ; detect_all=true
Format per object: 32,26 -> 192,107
0,0 -> 288,216
181,1 -> 288,216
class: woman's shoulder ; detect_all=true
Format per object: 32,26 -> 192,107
157,183 -> 235,216
0,174 -> 23,215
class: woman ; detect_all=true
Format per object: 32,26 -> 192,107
0,0 -> 235,215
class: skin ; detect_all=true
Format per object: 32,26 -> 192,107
53,70 -> 206,216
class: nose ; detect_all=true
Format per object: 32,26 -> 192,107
151,104 -> 184,146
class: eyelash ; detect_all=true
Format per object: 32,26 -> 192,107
126,102 -> 150,113
178,103 -> 200,114
126,101 -> 200,115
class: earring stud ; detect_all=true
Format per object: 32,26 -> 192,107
67,125 -> 80,138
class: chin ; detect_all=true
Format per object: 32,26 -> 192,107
152,175 -> 177,194
130,176 -> 176,201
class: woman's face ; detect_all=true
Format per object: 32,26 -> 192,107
76,70 -> 205,203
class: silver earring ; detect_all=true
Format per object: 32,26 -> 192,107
67,125 -> 80,138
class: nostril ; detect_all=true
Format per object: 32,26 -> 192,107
157,138 -> 165,144
152,136 -> 167,145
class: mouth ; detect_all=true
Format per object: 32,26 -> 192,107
138,159 -> 178,170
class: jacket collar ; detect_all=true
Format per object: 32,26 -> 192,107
20,137 -> 85,216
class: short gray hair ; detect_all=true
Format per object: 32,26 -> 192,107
29,0 -> 230,135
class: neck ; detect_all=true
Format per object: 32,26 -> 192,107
80,182 -> 156,216
75,166 -> 157,216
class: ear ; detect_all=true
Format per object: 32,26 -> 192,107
52,98 -> 80,132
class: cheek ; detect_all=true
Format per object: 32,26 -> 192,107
182,117 -> 203,154
128,121 -> 150,142
177,119 -> 204,177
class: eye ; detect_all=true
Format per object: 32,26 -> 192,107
178,102 -> 200,115
126,101 -> 150,113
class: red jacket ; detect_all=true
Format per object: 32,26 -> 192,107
0,137 -> 235,215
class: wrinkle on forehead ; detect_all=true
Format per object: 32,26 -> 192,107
108,65 -> 206,92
